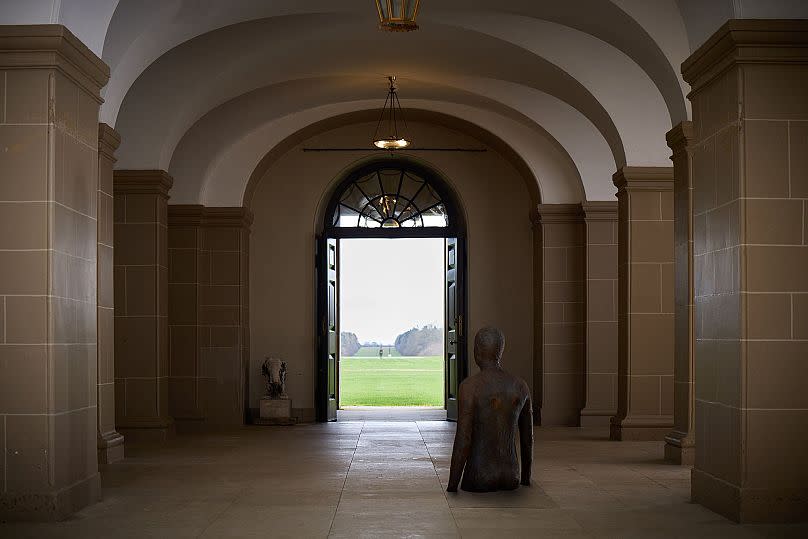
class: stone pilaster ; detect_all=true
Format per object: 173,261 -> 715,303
664,121 -> 696,465
166,206 -> 252,429
198,208 -> 252,426
580,202 -> 618,427
167,206 -> 205,428
96,124 -> 124,464
610,167 -> 675,441
113,170 -> 174,441
0,25 -> 108,520
536,204 -> 585,426
683,19 -> 808,523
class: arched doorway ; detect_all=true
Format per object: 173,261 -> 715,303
316,159 -> 468,421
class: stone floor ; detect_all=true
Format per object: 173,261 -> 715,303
2,417 -> 807,538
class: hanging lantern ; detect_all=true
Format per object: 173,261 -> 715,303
373,76 -> 411,150
375,0 -> 421,32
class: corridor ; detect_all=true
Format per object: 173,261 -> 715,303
2,423 -> 803,538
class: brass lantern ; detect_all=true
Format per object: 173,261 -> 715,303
375,0 -> 421,32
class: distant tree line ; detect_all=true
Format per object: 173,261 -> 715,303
341,326 -> 444,357
340,332 -> 361,357
394,325 -> 443,356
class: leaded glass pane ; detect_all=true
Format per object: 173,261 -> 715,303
398,172 -> 425,200
378,169 -> 401,195
331,165 -> 449,229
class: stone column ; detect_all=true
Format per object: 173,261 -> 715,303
580,202 -> 618,427
0,25 -> 107,520
536,204 -> 585,426
113,170 -> 174,441
197,208 -> 252,426
167,205 -> 205,428
610,167 -> 675,441
96,124 -> 124,464
664,122 -> 696,464
683,20 -> 808,522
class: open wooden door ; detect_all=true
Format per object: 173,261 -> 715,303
316,237 -> 339,421
445,237 -> 466,421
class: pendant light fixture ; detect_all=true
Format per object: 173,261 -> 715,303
372,76 -> 411,150
375,0 -> 421,32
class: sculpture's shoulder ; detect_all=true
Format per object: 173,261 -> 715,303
502,370 -> 530,398
459,372 -> 483,392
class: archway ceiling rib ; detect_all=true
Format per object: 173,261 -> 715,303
198,100 -> 585,208
100,2 -> 694,177
165,79 -> 601,206
113,14 -> 662,203
114,14 -> 629,166
98,0 -> 691,127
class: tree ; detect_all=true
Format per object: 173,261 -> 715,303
394,325 -> 444,356
340,332 -> 361,357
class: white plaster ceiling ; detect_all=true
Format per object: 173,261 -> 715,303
2,0 -> 806,205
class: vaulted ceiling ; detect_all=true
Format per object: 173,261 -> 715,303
3,0 -> 807,204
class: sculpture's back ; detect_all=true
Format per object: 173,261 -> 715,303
447,327 -> 533,493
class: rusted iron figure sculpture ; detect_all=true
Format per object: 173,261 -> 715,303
447,327 -> 533,492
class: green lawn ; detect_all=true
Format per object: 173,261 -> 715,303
340,356 -> 444,406
352,346 -> 401,357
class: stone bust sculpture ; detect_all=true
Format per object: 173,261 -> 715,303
261,357 -> 288,400
447,327 -> 533,492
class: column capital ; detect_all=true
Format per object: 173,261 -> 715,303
682,19 -> 808,92
168,205 -> 205,227
0,24 -> 109,98
202,207 -> 254,229
167,205 -> 254,229
613,167 -> 673,193
582,201 -> 617,221
98,123 -> 121,162
113,170 -> 174,198
534,203 -> 584,224
666,121 -> 694,157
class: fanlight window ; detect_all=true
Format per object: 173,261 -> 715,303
332,167 -> 448,228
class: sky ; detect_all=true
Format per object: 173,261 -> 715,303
340,238 -> 444,345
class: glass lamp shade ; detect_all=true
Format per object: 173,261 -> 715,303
375,0 -> 421,32
373,137 -> 411,150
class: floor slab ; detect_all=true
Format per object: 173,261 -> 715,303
2,421 -> 807,538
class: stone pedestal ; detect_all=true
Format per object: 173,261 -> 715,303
257,398 -> 296,425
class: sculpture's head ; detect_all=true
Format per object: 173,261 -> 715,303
473,326 -> 505,368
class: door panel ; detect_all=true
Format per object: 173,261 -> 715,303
445,237 -> 465,421
317,237 -> 339,421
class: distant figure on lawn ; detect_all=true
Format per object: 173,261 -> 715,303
447,327 -> 533,492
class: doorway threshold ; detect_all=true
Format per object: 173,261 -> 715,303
337,406 -> 447,422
